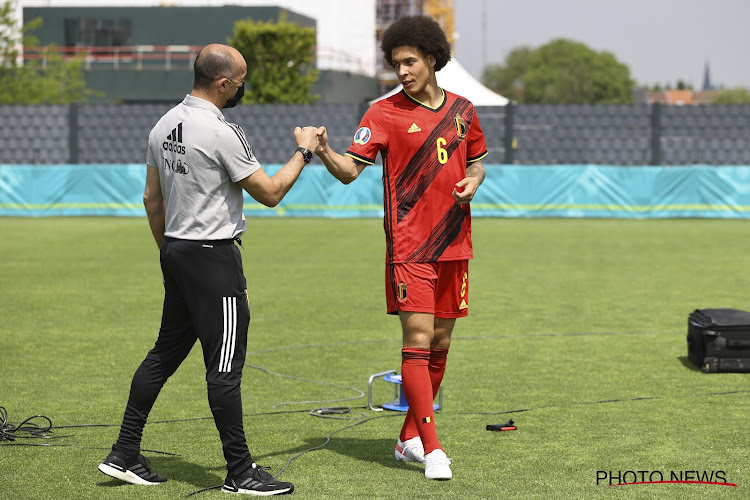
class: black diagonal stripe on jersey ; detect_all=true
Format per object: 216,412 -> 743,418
382,152 -> 396,264
396,99 -> 472,223
405,204 -> 467,262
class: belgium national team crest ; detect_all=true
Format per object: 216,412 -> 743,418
454,114 -> 467,141
397,282 -> 407,301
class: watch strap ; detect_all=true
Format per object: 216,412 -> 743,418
296,147 -> 312,163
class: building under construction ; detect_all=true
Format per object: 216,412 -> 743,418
375,0 -> 454,92
20,1 -> 455,102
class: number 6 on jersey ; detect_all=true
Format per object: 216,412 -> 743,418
436,137 -> 448,164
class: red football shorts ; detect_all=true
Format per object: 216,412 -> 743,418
385,260 -> 469,318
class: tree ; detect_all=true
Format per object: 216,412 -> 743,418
481,46 -> 533,102
0,0 -> 93,104
523,39 -> 634,104
711,87 -> 750,104
483,38 -> 634,104
228,14 -> 319,104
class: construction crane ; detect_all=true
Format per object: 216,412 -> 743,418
423,0 -> 455,47
375,0 -> 455,91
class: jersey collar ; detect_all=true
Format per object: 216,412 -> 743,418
400,88 -> 446,112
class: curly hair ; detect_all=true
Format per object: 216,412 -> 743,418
381,15 -> 452,71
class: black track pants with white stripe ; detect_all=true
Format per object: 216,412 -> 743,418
113,237 -> 252,474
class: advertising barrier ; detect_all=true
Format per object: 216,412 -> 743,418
3,164 -> 750,219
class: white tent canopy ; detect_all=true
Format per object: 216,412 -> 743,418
370,58 -> 509,106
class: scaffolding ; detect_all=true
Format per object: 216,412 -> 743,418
375,0 -> 454,91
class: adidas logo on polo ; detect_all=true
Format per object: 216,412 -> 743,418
163,122 -> 185,154
167,122 -> 183,143
408,123 -> 421,133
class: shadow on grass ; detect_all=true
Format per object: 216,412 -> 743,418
678,356 -> 702,372
328,437 -> 421,471
257,436 -> 422,473
96,454 -> 225,490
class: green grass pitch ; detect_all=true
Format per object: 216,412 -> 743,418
1,217 -> 749,499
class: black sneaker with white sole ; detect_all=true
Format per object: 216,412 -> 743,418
98,451 -> 167,485
222,463 -> 294,496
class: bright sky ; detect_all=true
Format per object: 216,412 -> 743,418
17,0 -> 750,89
454,0 -> 750,89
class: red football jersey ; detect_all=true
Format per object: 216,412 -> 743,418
346,89 -> 488,264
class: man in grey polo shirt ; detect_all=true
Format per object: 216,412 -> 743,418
98,43 -> 317,496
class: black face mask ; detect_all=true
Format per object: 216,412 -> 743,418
223,82 -> 245,108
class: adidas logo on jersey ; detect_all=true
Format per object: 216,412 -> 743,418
407,123 -> 421,133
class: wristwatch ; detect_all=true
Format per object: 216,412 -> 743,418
296,147 -> 313,164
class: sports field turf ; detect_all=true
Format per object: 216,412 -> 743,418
1,217 -> 748,499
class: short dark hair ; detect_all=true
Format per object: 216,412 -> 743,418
193,45 -> 237,90
380,15 -> 451,71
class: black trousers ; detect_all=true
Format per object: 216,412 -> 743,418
113,237 -> 253,474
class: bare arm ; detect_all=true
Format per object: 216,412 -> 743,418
314,126 -> 367,184
238,126 -> 318,207
452,161 -> 486,205
143,165 -> 166,247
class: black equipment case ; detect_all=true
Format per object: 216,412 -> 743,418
687,308 -> 750,373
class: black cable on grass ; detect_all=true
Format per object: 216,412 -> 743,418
453,330 -> 677,341
245,363 -> 365,409
184,408 -> 389,498
274,412 -> 403,479
181,333 -> 750,496
247,338 -> 398,355
6,331 -> 749,497
0,406 -> 59,443
450,388 -> 750,416
184,485 -> 222,497
53,408 -> 312,430
309,407 -> 368,420
0,405 -> 183,455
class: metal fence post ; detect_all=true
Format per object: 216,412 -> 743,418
503,102 -> 515,164
650,102 -> 662,166
68,103 -> 79,164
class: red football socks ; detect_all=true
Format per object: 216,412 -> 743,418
399,347 -> 448,455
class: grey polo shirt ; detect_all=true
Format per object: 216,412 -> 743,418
146,94 -> 261,240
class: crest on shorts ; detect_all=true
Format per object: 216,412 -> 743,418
397,282 -> 407,301
454,114 -> 467,140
